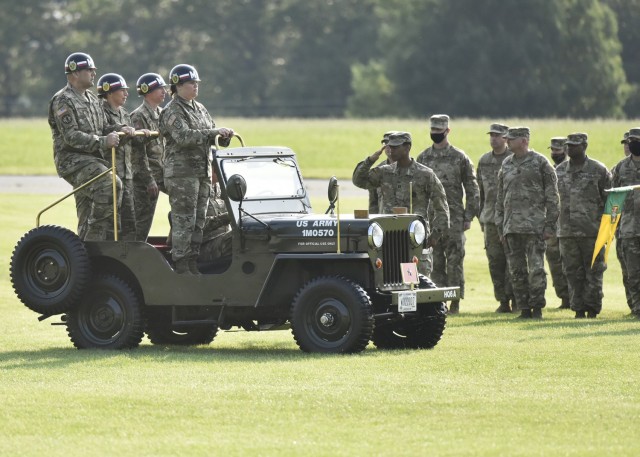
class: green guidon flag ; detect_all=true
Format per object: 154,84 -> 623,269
591,186 -> 638,267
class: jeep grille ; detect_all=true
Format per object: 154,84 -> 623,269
382,229 -> 410,286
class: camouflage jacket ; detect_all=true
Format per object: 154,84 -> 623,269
416,144 -> 480,231
131,100 -> 164,187
159,95 -> 216,179
611,156 -> 640,238
477,148 -> 512,225
203,183 -> 231,242
367,158 -> 391,214
495,149 -> 559,237
101,100 -> 133,179
556,157 -> 611,238
48,83 -> 114,177
352,157 -> 450,237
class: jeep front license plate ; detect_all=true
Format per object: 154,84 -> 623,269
398,291 -> 417,312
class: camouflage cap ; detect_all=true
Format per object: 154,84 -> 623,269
381,130 -> 399,144
504,127 -> 530,139
387,131 -> 412,146
430,114 -> 450,130
621,131 -> 629,144
628,128 -> 640,140
565,132 -> 588,145
487,123 -> 509,135
548,137 -> 567,149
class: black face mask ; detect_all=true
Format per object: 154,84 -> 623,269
430,132 -> 446,144
551,153 -> 566,165
629,141 -> 640,156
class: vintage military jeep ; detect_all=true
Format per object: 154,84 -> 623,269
10,142 -> 458,353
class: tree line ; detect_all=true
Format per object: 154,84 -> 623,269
2,0 -> 639,118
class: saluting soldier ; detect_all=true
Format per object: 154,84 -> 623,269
416,115 -> 480,314
48,52 -> 121,241
611,127 -> 640,319
97,73 -> 139,241
495,127 -> 559,320
352,132 -> 450,278
131,73 -> 168,241
159,64 -> 234,275
545,137 -> 571,309
477,123 -> 514,313
556,133 -> 611,318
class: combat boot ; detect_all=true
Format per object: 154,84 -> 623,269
188,256 -> 202,276
516,309 -> 532,319
495,301 -> 511,313
587,310 -> 597,319
558,297 -> 570,309
174,258 -> 192,275
449,300 -> 459,314
574,311 -> 586,319
532,308 -> 543,319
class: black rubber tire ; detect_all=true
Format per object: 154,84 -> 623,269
146,321 -> 218,346
372,274 -> 447,350
66,274 -> 144,349
290,276 -> 374,353
10,225 -> 90,316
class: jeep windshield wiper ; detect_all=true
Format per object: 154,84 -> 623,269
273,158 -> 295,167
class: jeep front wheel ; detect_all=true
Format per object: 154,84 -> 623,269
66,275 -> 144,349
290,276 -> 374,353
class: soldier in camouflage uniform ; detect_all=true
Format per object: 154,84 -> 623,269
416,115 -> 479,314
97,73 -> 138,241
545,137 -> 571,309
556,133 -> 611,318
352,132 -> 450,279
368,131 -> 397,214
477,123 -> 514,313
614,131 -> 632,311
159,64 -> 234,275
611,127 -> 640,319
131,73 -> 168,241
48,52 -> 122,241
495,127 -> 559,319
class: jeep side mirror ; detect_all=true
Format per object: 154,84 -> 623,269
227,174 -> 247,202
328,176 -> 338,205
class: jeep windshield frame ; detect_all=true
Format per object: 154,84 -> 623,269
216,147 -> 312,221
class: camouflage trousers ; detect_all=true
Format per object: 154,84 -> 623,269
431,231 -> 465,298
198,229 -> 233,262
545,235 -> 569,301
418,247 -> 433,277
166,176 -> 211,262
505,233 -> 547,310
559,237 -> 605,313
133,176 -> 160,242
621,237 -> 640,315
616,236 -> 632,310
119,178 -> 136,241
64,160 -> 121,241
483,223 -> 513,303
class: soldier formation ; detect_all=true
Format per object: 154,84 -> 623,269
50,52 -> 640,316
49,52 -> 232,275
353,118 -> 640,321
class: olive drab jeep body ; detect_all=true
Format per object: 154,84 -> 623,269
10,142 -> 459,353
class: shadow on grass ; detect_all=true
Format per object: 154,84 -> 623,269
0,339 -> 385,371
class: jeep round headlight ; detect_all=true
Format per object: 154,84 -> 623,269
368,223 -> 384,248
409,220 -> 426,246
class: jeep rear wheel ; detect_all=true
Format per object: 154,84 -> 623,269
10,225 -> 90,316
290,276 -> 374,353
66,275 -> 144,349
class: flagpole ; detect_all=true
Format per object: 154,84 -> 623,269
605,184 -> 640,193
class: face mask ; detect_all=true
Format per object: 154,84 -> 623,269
550,154 -> 565,165
430,132 -> 446,144
629,141 -> 640,156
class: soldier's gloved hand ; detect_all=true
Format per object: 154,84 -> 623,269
147,181 -> 159,199
121,126 -> 136,136
106,132 -> 120,148
464,221 -> 471,231
217,127 -> 234,138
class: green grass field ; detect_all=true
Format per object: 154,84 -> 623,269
1,119 -> 639,456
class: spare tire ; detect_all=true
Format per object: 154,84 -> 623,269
10,225 -> 91,316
